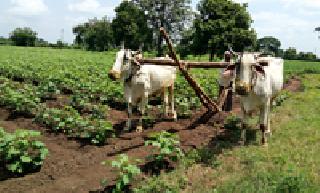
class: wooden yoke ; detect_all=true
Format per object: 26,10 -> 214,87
137,59 -> 230,69
160,27 -> 221,112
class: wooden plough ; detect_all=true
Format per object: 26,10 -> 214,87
135,28 -> 233,113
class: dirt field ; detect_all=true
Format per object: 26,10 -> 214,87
0,78 -> 301,193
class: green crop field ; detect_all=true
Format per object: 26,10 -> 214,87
0,46 -> 319,192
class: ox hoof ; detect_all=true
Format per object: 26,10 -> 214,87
261,139 -> 268,147
167,112 -> 177,121
171,112 -> 177,121
164,112 -> 177,121
239,140 -> 245,146
136,126 -> 143,133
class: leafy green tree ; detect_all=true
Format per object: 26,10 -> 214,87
188,0 -> 256,60
35,38 -> 49,47
283,47 -> 297,60
177,29 -> 194,59
10,27 -> 37,47
133,0 -> 192,56
112,1 -> 152,50
73,17 -> 113,51
297,52 -> 317,60
0,36 -> 12,45
257,36 -> 281,56
73,23 -> 88,46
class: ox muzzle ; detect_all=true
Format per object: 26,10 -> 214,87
235,79 -> 251,96
108,70 -> 121,81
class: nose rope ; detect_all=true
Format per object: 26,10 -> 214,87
235,64 -> 259,95
124,56 -> 141,83
250,65 -> 258,91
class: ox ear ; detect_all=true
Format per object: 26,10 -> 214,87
254,65 -> 265,75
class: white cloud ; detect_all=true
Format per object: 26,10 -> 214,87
234,0 -> 254,4
281,0 -> 320,8
68,0 -> 100,12
8,0 -> 48,16
68,0 -> 114,16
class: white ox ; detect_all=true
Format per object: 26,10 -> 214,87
108,49 -> 177,132
220,53 -> 283,145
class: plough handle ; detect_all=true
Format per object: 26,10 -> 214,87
160,27 -> 221,112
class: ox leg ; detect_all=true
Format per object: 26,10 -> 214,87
267,116 -> 272,136
259,98 -> 271,146
137,91 -> 148,133
240,106 -> 249,145
126,102 -> 133,131
169,84 -> 177,121
163,87 -> 169,119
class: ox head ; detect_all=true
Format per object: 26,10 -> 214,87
108,49 -> 141,81
222,52 -> 266,96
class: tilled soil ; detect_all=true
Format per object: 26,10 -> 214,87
0,78 -> 301,193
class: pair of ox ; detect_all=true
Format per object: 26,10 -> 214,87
108,49 -> 177,132
109,49 -> 284,146
220,52 -> 283,145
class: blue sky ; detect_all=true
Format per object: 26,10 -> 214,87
0,0 -> 319,56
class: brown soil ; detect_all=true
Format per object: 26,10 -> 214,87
0,78 -> 302,193
284,77 -> 303,92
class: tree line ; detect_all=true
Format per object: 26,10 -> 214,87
1,0 -> 318,60
0,27 -> 69,48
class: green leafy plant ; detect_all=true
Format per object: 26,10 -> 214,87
102,154 -> 141,193
0,80 -> 40,115
34,106 -> 113,144
37,81 -> 60,99
145,131 -> 184,163
0,128 -> 49,173
224,114 -> 242,130
273,91 -> 291,107
91,104 -> 108,119
70,92 -> 91,111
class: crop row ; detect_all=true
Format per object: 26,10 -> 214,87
0,77 -> 40,116
35,106 -> 113,144
0,77 -> 113,144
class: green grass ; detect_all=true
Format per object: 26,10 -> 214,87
284,60 -> 320,80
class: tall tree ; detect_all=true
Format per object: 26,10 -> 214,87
297,52 -> 316,60
190,0 -> 256,60
257,36 -> 281,56
112,1 -> 152,50
177,29 -> 195,58
133,0 -> 192,56
0,36 -> 12,46
10,27 -> 37,47
73,17 -> 113,51
283,47 -> 297,60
